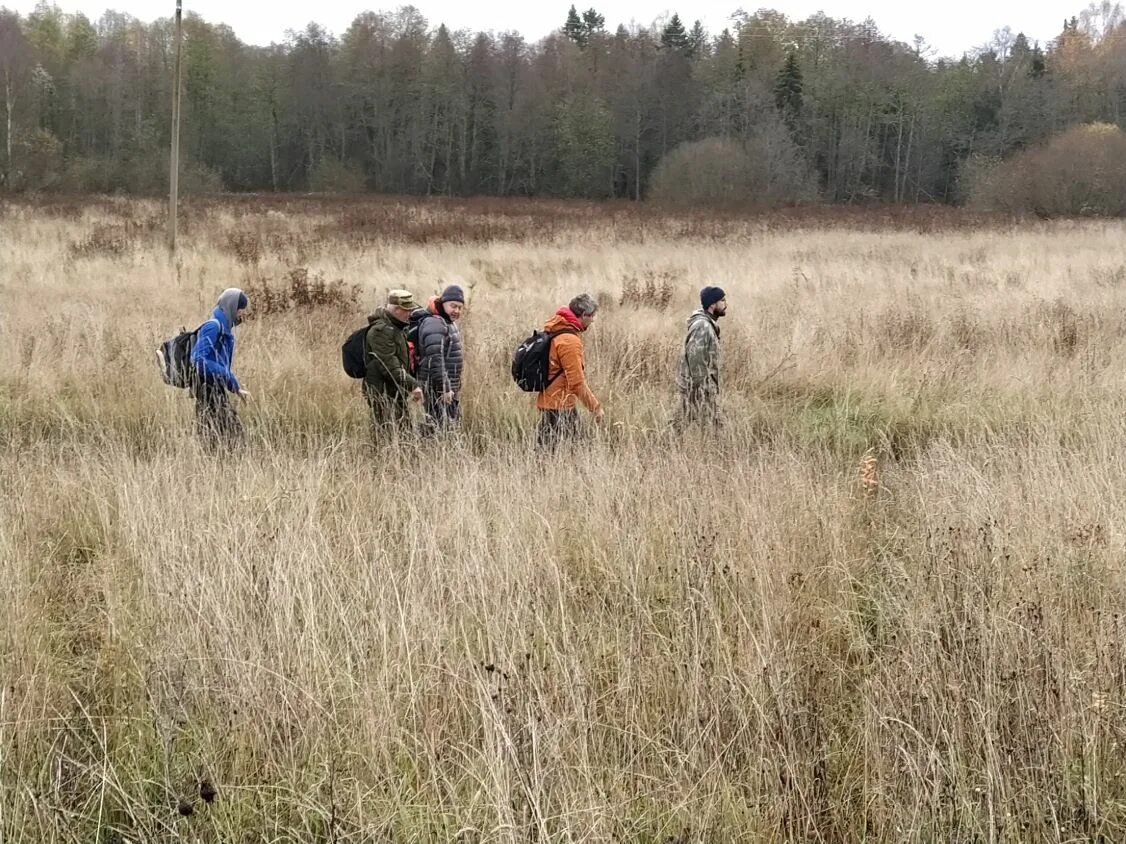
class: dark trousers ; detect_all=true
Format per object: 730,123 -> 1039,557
422,396 -> 461,437
364,387 -> 412,440
537,409 -> 581,450
673,389 -> 721,433
192,381 -> 243,451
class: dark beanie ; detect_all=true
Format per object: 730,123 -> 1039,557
238,291 -> 249,310
700,286 -> 726,310
441,284 -> 465,304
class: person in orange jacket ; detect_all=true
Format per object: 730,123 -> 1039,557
536,292 -> 604,449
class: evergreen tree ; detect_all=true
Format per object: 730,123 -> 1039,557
1030,45 -> 1047,78
556,92 -> 614,196
687,20 -> 707,59
564,6 -> 586,47
582,8 -> 605,41
1011,33 -> 1032,61
774,51 -> 803,114
661,14 -> 689,53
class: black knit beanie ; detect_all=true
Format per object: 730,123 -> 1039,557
700,286 -> 726,310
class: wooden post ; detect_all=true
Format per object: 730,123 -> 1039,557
169,0 -> 183,255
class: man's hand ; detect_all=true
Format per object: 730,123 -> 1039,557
440,391 -> 456,405
410,387 -> 424,403
238,390 -> 251,402
594,407 -> 605,423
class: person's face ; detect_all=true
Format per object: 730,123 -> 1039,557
235,306 -> 248,325
580,311 -> 597,330
443,301 -> 464,321
390,305 -> 412,322
710,298 -> 728,318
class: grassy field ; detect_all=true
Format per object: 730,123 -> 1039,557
3,196 -> 1126,842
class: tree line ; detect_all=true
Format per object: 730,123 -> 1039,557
1,2 -> 1125,205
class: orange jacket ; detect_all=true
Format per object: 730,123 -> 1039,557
536,309 -> 601,413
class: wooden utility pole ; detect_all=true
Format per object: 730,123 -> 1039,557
169,0 -> 183,254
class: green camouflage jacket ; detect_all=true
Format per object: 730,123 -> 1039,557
363,308 -> 419,400
677,308 -> 721,397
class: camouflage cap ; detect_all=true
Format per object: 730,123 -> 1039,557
387,289 -> 416,309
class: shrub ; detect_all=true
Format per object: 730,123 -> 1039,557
967,123 -> 1126,217
225,230 -> 263,266
307,159 -> 367,193
68,216 -> 163,260
244,266 -> 361,317
59,152 -> 224,195
620,271 -> 675,311
649,122 -> 819,209
9,128 -> 64,192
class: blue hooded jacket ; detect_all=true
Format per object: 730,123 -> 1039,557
190,289 -> 245,393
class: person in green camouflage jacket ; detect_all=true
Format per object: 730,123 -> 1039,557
364,289 -> 423,434
675,286 -> 727,430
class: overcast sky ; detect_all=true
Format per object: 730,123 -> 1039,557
8,1 -> 1071,58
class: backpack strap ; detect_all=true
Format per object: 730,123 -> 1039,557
189,318 -> 226,385
195,317 -> 222,337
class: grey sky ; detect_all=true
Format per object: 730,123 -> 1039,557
9,1 -> 1071,58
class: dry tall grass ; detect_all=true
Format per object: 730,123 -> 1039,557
3,198 -> 1126,842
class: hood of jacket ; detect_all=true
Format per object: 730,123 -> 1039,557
687,308 -> 720,339
546,307 -> 585,333
424,296 -> 451,322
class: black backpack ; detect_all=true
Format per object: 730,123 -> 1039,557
343,315 -> 422,380
158,327 -> 201,389
341,324 -> 368,379
511,329 -> 575,392
405,311 -> 428,376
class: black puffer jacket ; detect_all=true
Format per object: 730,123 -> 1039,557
411,298 -> 464,397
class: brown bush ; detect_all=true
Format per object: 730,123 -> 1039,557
244,266 -> 360,317
620,271 -> 676,312
968,123 -> 1126,217
69,225 -> 134,260
68,217 -> 162,259
225,230 -> 263,266
649,123 -> 819,209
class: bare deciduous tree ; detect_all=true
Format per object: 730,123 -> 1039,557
0,10 -> 33,189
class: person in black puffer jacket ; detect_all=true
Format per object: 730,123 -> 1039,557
411,284 -> 465,435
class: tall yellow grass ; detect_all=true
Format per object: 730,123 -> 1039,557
3,198 -> 1126,841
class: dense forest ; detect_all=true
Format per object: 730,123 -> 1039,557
1,2 -> 1125,205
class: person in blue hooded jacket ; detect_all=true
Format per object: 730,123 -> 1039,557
190,288 -> 250,448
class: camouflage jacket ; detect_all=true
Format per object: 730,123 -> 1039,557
677,309 -> 721,396
363,308 -> 419,401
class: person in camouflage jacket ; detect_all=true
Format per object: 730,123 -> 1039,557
675,286 -> 727,430
364,289 -> 423,434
